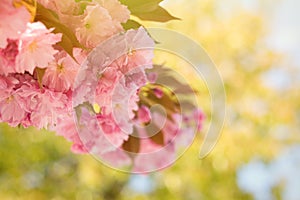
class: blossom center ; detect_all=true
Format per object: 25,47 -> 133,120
127,47 -> 136,56
29,41 -> 38,52
85,23 -> 91,29
57,64 -> 64,72
6,95 -> 14,103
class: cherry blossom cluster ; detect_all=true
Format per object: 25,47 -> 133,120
0,0 -> 205,172
0,0 -> 130,128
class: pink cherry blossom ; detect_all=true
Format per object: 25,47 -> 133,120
97,112 -> 130,148
0,75 -> 24,127
53,115 -> 87,154
42,49 -> 84,92
131,127 -> 176,173
70,28 -> 156,166
16,22 -> 62,74
108,68 -> 149,134
152,112 -> 180,144
95,67 -> 121,108
109,46 -> 154,75
8,74 -> 70,129
0,75 -> 19,99
99,0 -> 130,24
130,110 -> 201,172
0,0 -> 206,174
74,0 -> 130,48
0,40 -> 18,75
0,0 -> 30,48
76,107 -> 123,154
0,92 -> 27,127
29,89 -> 68,129
73,27 -> 154,108
40,0 -> 76,15
76,5 -> 118,48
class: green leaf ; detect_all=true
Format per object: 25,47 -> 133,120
74,102 -> 96,121
75,106 -> 82,122
120,0 -> 179,22
120,0 -> 163,13
35,67 -> 46,88
35,3 -> 85,58
122,135 -> 140,153
139,84 -> 181,122
122,20 -> 160,44
122,19 -> 142,30
134,6 -> 180,22
149,131 -> 164,146
144,124 -> 165,146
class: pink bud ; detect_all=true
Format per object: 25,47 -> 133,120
138,105 -> 151,124
153,87 -> 163,98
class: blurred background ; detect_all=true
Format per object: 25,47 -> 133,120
0,0 -> 299,199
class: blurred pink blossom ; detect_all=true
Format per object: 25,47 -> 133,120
0,0 -> 30,48
0,40 -> 19,75
138,105 -> 151,124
